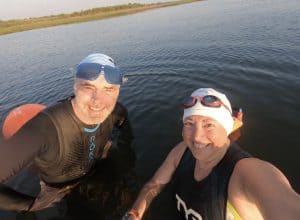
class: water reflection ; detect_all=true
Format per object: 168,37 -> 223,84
66,161 -> 139,220
67,119 -> 139,220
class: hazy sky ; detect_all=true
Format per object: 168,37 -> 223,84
0,0 -> 171,20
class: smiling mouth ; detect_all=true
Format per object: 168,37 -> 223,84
194,143 -> 210,149
89,106 -> 105,112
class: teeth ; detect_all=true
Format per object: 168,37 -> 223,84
90,107 -> 103,111
194,144 -> 207,149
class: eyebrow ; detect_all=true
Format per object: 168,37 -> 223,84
78,82 -> 95,88
185,116 -> 215,123
78,82 -> 118,90
104,85 -> 118,90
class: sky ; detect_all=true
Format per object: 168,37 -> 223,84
0,0 -> 172,21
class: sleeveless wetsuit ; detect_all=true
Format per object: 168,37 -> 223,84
0,98 -> 130,211
173,143 -> 251,220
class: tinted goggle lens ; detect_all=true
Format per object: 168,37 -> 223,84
182,96 -> 196,108
202,95 -> 221,107
182,95 -> 222,108
182,95 -> 232,114
76,63 -> 123,85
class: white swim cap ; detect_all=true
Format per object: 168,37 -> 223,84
183,88 -> 234,135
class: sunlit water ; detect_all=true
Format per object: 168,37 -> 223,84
0,0 -> 299,219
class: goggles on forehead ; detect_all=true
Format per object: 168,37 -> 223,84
76,63 -> 124,85
182,95 -> 232,114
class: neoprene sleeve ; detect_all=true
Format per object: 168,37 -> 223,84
0,184 -> 34,211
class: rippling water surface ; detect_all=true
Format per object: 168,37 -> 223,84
0,0 -> 299,219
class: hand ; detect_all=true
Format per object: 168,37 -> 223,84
122,213 -> 137,220
29,181 -> 77,211
122,210 -> 141,220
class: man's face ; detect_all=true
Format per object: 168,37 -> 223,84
182,115 -> 229,161
72,74 -> 120,124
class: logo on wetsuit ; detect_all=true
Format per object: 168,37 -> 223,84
83,124 -> 100,163
175,194 -> 203,220
89,135 -> 96,162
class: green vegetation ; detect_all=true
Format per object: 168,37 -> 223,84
0,0 -> 199,36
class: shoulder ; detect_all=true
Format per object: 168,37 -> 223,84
44,99 -> 72,115
228,157 -> 300,218
3,111 -> 58,157
24,111 -> 56,132
231,158 -> 291,189
43,100 -> 81,129
22,107 -> 61,148
229,158 -> 292,197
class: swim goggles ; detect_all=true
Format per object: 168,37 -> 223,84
182,95 -> 232,114
76,63 -> 124,85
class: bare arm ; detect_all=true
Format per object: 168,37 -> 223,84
230,158 -> 300,220
123,142 -> 187,219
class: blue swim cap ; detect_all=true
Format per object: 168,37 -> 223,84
76,53 -> 124,85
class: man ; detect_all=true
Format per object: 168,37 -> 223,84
123,88 -> 300,220
0,53 -> 133,212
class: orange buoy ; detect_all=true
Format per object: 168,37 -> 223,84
2,103 -> 47,139
229,108 -> 244,141
231,108 -> 243,132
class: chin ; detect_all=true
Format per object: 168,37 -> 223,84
86,107 -> 113,123
89,116 -> 105,124
91,113 -> 110,124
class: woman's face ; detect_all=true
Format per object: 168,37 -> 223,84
182,115 -> 230,161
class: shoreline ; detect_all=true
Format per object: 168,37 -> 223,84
0,0 -> 200,36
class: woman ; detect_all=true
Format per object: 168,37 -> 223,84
123,88 -> 300,220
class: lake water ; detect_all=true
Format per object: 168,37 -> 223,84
0,0 -> 299,219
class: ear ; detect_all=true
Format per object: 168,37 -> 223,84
73,79 -> 80,91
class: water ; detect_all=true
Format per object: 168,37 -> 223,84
0,0 -> 299,219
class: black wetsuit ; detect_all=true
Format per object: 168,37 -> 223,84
0,98 -> 132,211
173,143 -> 251,220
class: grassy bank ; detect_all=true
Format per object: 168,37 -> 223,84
0,0 -> 199,36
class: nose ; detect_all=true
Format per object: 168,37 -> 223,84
193,123 -> 209,144
91,89 -> 100,99
91,89 -> 106,104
